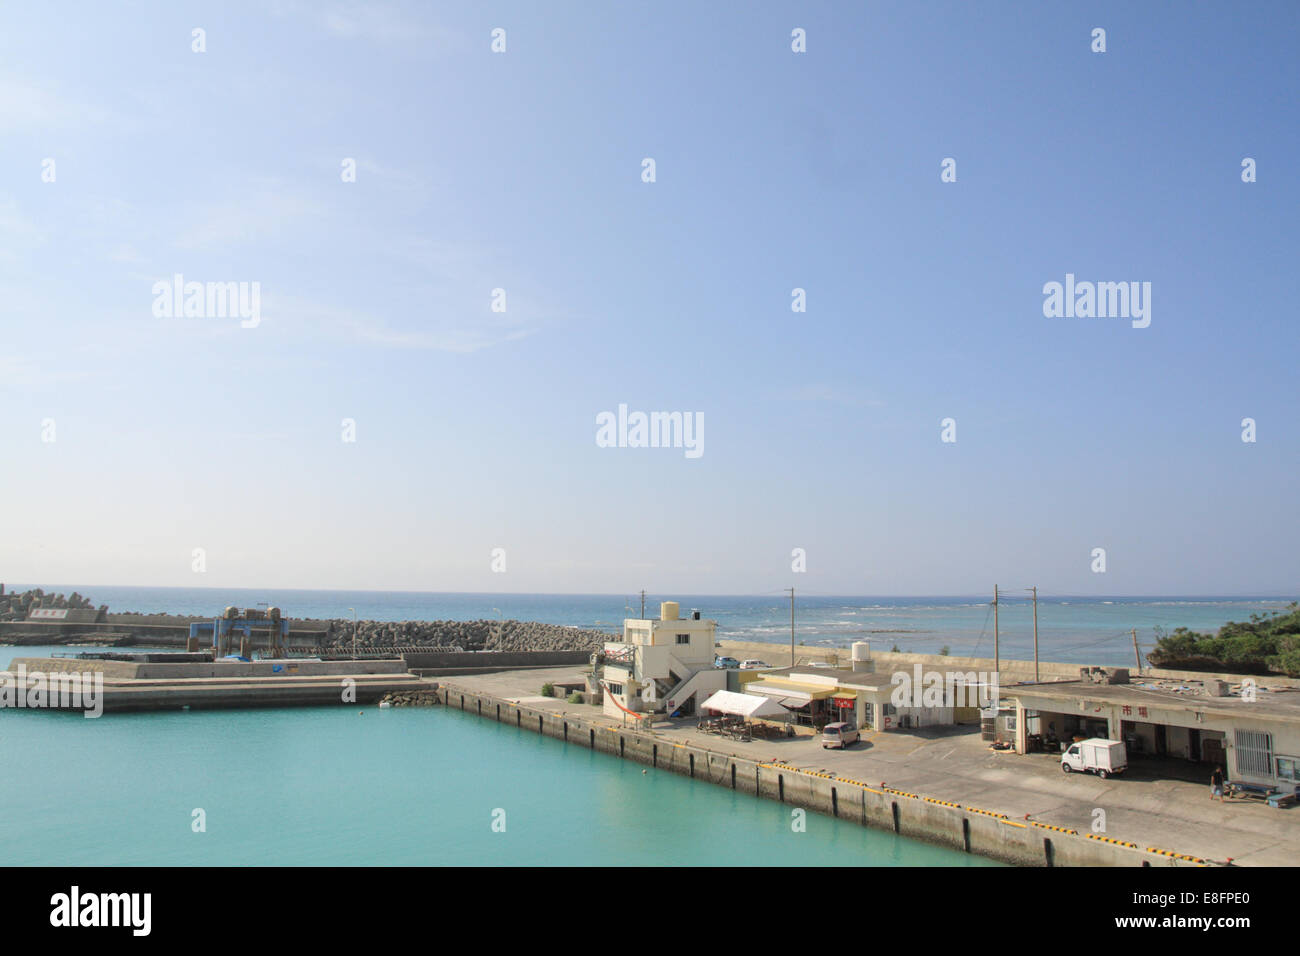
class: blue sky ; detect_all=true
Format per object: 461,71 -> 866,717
1,1 -> 1296,595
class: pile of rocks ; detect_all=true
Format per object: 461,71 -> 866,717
319,618 -> 610,653
0,586 -> 103,622
378,689 -> 441,707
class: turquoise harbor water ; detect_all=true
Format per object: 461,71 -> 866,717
0,686 -> 996,867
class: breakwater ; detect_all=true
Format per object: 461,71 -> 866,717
0,586 -> 103,622
0,587 -> 614,653
313,618 -> 609,652
437,682 -> 1209,868
0,614 -> 610,654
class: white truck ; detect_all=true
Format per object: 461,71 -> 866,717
1061,738 -> 1127,778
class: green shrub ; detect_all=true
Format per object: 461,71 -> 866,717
566,691 -> 584,704
1149,603 -> 1300,676
541,682 -> 555,697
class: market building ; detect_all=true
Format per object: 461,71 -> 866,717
1002,672 -> 1300,792
737,665 -> 987,731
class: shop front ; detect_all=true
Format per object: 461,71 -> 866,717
743,680 -> 836,728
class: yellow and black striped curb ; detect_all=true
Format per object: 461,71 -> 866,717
924,796 -> 963,809
1030,821 -> 1078,835
882,787 -> 921,799
1146,847 -> 1207,863
1087,834 -> 1139,848
966,806 -> 1008,820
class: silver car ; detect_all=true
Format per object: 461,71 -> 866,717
822,722 -> 860,749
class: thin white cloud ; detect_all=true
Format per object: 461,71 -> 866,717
777,384 -> 886,407
266,294 -> 535,353
174,190 -> 326,250
0,75 -> 116,131
0,199 -> 47,263
0,354 -> 89,389
270,1 -> 460,48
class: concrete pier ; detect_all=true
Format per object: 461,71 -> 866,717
1,657 -> 437,712
435,679 -> 1169,867
433,666 -> 1300,867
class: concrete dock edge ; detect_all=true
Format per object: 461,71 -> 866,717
438,683 -> 1208,868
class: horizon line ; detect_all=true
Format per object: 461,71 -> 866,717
5,582 -> 1295,602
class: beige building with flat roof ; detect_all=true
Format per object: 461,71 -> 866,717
600,601 -> 725,720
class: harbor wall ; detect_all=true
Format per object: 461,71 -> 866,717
403,650 -> 590,672
718,642 -> 1298,689
4,657 -> 410,680
438,682 -> 1209,868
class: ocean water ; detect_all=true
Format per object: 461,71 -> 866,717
9,584 -> 1293,667
0,696 -> 996,866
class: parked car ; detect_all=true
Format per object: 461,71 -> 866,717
739,659 -> 769,670
713,656 -> 741,669
1061,738 -> 1127,778
822,722 -> 861,749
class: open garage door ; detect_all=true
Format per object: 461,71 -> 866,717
1023,708 -> 1109,753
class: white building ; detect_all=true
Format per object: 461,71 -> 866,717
600,601 -> 726,720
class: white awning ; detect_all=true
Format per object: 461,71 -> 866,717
699,690 -> 790,720
746,683 -> 814,704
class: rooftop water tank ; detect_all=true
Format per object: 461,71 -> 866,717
660,601 -> 679,621
851,640 -> 873,673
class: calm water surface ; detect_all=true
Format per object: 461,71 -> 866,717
0,685 -> 997,866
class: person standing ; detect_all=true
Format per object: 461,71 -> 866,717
1210,766 -> 1226,802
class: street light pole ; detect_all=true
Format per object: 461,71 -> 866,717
785,587 -> 795,667
993,585 -> 999,679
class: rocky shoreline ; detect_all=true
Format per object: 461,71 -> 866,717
378,689 -> 441,707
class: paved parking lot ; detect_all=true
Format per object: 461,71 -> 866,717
441,666 -> 1298,866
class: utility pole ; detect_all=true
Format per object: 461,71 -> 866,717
640,590 -> 646,619
1029,586 -> 1039,683
1132,628 -> 1142,673
785,587 -> 795,667
993,585 -> 1000,679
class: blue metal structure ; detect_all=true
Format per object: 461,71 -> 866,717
189,606 -> 289,659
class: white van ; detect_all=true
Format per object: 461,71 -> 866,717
1061,738 -> 1127,778
822,722 -> 860,749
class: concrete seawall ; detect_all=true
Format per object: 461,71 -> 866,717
718,642 -> 1297,688
404,650 -> 590,673
438,682 -> 1208,868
